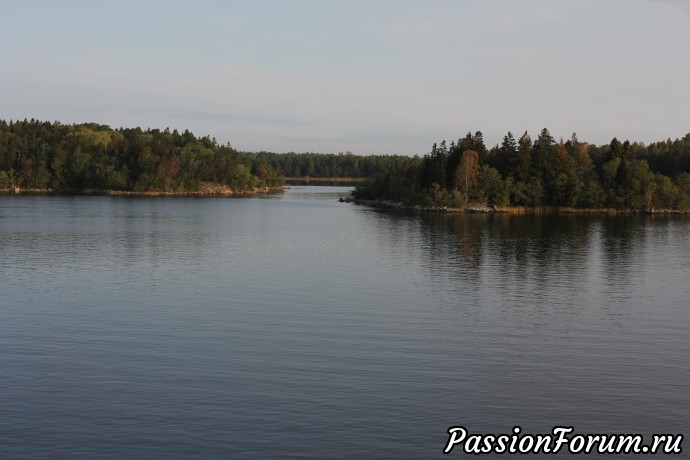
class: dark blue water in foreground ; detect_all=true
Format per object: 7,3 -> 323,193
1,187 -> 689,459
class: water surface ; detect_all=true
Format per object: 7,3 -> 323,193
1,187 -> 688,458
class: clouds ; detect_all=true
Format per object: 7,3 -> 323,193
375,6 -> 564,41
642,0 -> 690,13
139,110 -> 310,127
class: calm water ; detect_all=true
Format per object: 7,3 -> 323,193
1,187 -> 689,459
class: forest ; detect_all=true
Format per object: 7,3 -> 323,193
4,119 -> 690,210
0,119 -> 283,193
244,151 -> 418,179
0,119 -> 416,193
353,129 -> 690,211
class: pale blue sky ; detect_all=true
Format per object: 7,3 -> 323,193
1,0 -> 688,154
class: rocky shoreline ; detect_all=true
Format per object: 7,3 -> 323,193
341,198 -> 690,215
1,183 -> 285,197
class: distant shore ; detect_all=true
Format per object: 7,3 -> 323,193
283,177 -> 366,182
283,177 -> 365,186
344,198 -> 690,215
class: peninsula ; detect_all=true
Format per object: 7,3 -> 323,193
0,119 -> 283,195
351,129 -> 690,213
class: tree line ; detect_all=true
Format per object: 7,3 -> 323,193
0,119 -> 282,192
5,119 -> 690,209
0,119 -> 421,192
242,151 -> 419,179
353,129 -> 690,210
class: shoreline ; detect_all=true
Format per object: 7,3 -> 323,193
283,177 -> 366,183
344,199 -> 690,215
0,185 -> 285,197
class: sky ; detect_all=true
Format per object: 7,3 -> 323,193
1,0 -> 689,155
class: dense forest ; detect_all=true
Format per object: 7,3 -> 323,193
244,151 -> 418,179
353,129 -> 690,211
0,119 -> 283,193
0,119 -> 419,193
5,119 -> 690,209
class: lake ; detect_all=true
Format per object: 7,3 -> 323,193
1,186 -> 688,459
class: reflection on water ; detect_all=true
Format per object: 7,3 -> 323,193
1,189 -> 689,459
349,207 -> 690,457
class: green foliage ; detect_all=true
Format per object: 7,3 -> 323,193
354,128 -> 690,210
618,159 -> 656,208
477,165 -> 509,206
5,118 -> 690,210
0,119 -> 282,192
244,151 -> 418,179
